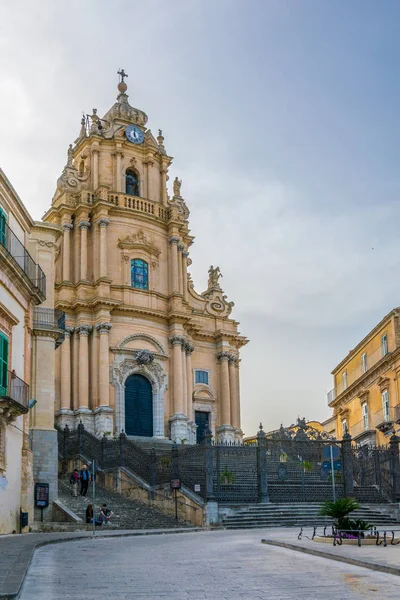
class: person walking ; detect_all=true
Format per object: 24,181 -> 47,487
70,468 -> 80,497
79,464 -> 92,496
99,504 -> 113,525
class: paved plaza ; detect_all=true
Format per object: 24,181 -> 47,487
19,530 -> 400,600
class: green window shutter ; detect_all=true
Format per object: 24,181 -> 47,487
0,207 -> 6,247
0,333 -> 8,396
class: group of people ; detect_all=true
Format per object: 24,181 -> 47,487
70,464 -> 113,526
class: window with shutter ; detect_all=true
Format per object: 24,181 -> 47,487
0,332 -> 8,397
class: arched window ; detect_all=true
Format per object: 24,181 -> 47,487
131,259 -> 148,290
126,169 -> 139,196
79,160 -> 85,176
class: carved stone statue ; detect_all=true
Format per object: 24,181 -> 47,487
173,177 -> 182,198
208,265 -> 222,288
67,144 -> 74,167
134,349 -> 154,365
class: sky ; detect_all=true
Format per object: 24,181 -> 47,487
1,0 -> 400,437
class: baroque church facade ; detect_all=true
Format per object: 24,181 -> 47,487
44,73 -> 248,444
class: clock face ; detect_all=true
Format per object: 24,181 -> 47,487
125,125 -> 144,145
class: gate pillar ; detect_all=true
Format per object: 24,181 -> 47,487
389,434 -> 400,502
257,423 -> 269,503
342,433 -> 354,496
204,429 -> 218,525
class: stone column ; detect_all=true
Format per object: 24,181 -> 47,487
182,251 -> 189,302
217,351 -> 235,443
181,341 -> 187,416
168,236 -> 180,294
98,218 -> 110,279
76,325 -> 92,425
146,160 -> 153,200
79,220 -> 90,281
171,335 -> 184,414
60,327 -> 74,412
229,355 -> 239,428
62,223 -> 73,282
218,352 -> 231,425
96,322 -> 112,407
177,244 -> 184,295
115,150 -> 123,192
92,148 -> 99,189
169,335 -> 189,443
185,343 -> 194,420
160,168 -> 168,206
94,322 -> 113,436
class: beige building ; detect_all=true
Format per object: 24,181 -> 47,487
44,73 -> 248,444
0,170 -> 62,532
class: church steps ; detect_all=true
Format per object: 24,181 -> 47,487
221,503 -> 400,529
58,480 -> 191,530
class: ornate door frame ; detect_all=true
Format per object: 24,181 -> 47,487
112,354 -> 167,438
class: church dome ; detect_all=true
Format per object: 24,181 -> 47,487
102,74 -> 148,128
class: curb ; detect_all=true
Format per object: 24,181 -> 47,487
1,527 -> 203,600
261,539 -> 400,577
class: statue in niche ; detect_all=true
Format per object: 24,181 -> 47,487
208,265 -> 223,288
173,177 -> 182,198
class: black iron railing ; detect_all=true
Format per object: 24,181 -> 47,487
0,370 -> 29,408
33,308 -> 66,331
0,222 -> 46,297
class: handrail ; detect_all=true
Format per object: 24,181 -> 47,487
0,370 -> 29,408
0,222 -> 46,296
33,307 -> 66,330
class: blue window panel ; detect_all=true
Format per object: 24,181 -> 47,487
195,370 -> 209,385
126,170 -> 139,196
131,259 -> 148,290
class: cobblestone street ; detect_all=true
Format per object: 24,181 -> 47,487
19,530 -> 400,600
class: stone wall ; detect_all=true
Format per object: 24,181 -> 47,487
32,429 -> 58,522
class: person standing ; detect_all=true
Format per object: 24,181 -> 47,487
70,468 -> 80,497
79,464 -> 92,496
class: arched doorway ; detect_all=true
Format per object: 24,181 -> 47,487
124,374 -> 153,436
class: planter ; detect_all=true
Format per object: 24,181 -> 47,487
313,536 -> 399,545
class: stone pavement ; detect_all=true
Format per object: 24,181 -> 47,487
19,529 -> 400,600
0,528 -> 200,599
262,528 -> 400,575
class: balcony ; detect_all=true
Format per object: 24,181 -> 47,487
0,370 -> 29,422
0,222 -> 46,298
374,406 -> 400,435
33,308 -> 66,348
350,419 -> 376,444
327,340 -> 393,405
350,406 -> 400,441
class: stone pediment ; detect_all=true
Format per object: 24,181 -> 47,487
117,230 -> 160,257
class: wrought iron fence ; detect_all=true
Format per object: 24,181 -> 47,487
57,423 -> 400,505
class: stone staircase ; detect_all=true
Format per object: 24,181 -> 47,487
221,503 -> 400,529
58,480 -> 190,530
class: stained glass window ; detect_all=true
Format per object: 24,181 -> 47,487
195,370 -> 209,385
131,259 -> 148,290
126,169 -> 139,196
